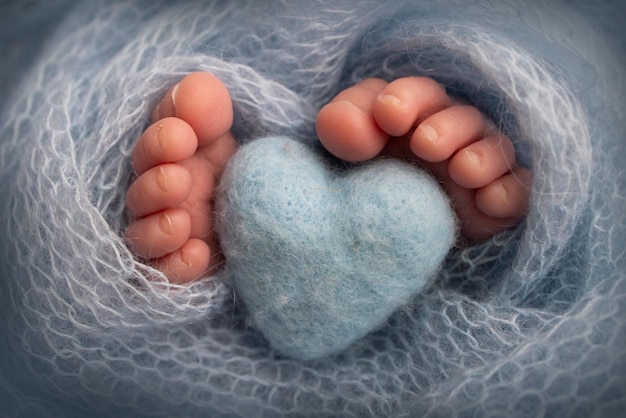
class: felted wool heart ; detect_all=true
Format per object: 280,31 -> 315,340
216,136 -> 457,360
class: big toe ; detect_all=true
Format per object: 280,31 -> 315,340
151,72 -> 234,147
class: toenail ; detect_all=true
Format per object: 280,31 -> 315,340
156,123 -> 167,151
171,83 -> 180,108
156,166 -> 168,192
419,124 -> 439,144
180,248 -> 192,267
378,94 -> 402,106
156,123 -> 166,151
465,149 -> 482,168
499,181 -> 510,204
159,212 -> 174,236
152,102 -> 162,121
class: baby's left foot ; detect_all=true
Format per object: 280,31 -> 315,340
316,77 -> 531,242
125,72 -> 237,283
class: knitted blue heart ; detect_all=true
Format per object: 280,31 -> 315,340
216,136 -> 457,360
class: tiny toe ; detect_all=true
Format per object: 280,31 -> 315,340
411,105 -> 486,162
448,135 -> 517,189
476,167 -> 532,219
372,76 -> 450,137
440,178 -> 503,242
151,72 -> 233,147
316,78 -> 390,162
125,208 -> 191,259
152,239 -> 212,284
132,117 -> 198,175
126,163 -> 192,218
316,101 -> 388,162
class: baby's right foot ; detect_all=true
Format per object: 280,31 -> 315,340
125,72 -> 237,283
316,77 -> 531,242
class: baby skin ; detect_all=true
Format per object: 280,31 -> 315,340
125,72 -> 531,283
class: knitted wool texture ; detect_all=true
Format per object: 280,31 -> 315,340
216,136 -> 456,360
1,0 -> 625,417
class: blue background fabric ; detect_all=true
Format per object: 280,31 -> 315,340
1,0 -> 625,417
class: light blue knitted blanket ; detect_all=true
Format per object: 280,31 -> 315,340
1,0 -> 625,416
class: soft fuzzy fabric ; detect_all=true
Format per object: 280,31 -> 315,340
1,0 -> 625,417
216,136 -> 456,360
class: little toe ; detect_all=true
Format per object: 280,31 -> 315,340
316,78 -> 389,162
448,135 -> 517,189
476,167 -> 532,219
126,163 -> 192,218
151,72 -> 233,147
372,76 -> 450,137
125,208 -> 191,259
411,105 -> 486,162
151,239 -> 213,284
131,117 -> 198,176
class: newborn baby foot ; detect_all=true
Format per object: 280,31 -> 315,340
316,77 -> 531,242
125,72 -> 237,283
